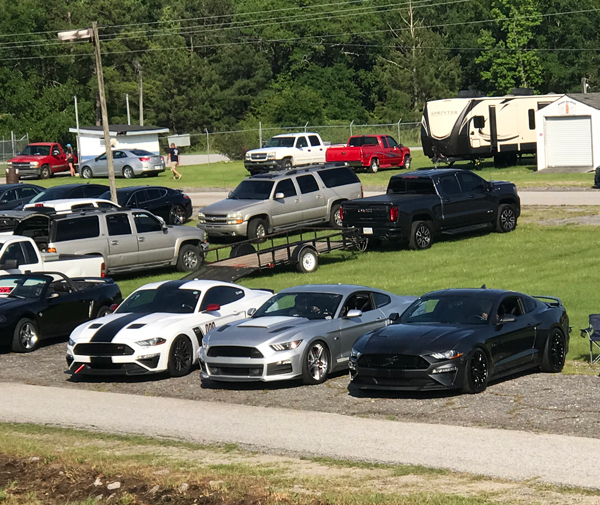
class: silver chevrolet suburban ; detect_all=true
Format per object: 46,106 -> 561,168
197,165 -> 363,240
12,209 -> 208,274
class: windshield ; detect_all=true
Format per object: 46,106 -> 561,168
0,276 -> 48,299
116,287 -> 202,314
19,145 -> 50,156
388,177 -> 436,195
400,295 -> 495,325
229,180 -> 274,200
264,137 -> 295,148
253,292 -> 343,320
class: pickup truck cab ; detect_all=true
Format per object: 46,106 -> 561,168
7,143 -> 77,179
340,169 -> 520,250
244,133 -> 328,175
326,135 -> 411,173
0,236 -> 105,277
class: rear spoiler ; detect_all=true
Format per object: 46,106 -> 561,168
533,295 -> 563,307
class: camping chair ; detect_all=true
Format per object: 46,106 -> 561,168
580,314 -> 600,364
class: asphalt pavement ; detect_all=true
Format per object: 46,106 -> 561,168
0,382 -> 598,489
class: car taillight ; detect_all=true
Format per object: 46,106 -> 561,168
101,262 -> 106,277
34,203 -> 44,207
160,156 -> 164,162
390,206 -> 399,222
183,194 -> 190,200
339,205 -> 344,221
139,157 -> 150,162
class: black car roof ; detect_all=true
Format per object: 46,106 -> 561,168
0,183 -> 43,191
422,288 -> 521,298
391,169 -> 466,179
108,186 -> 172,195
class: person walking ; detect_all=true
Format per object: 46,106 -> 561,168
66,144 -> 76,176
166,143 -> 182,180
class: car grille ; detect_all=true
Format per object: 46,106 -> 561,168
358,354 -> 429,370
203,214 -> 228,224
74,343 -> 135,356
208,365 -> 264,376
207,346 -> 263,358
251,153 -> 267,161
11,163 -> 34,169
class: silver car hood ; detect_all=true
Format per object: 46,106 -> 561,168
206,316 -> 330,347
201,199 -> 265,215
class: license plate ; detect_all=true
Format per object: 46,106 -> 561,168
363,227 -> 373,234
154,165 -> 162,170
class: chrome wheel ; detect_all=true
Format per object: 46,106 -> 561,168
403,156 -> 411,170
255,223 -> 266,238
182,249 -> 199,269
334,208 -> 342,227
306,343 -> 328,382
369,158 -> 379,174
19,322 -> 38,350
123,166 -> 134,179
169,205 -> 186,225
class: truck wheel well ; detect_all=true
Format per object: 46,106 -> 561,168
412,214 -> 432,223
249,214 -> 270,230
499,198 -> 517,207
180,239 -> 202,249
330,198 -> 346,209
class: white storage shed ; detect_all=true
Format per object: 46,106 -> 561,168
536,94 -> 600,171
68,124 -> 169,164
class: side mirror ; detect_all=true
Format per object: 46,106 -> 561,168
52,150 -> 59,156
16,152 -> 21,155
248,308 -> 256,316
48,292 -> 60,300
388,312 -> 400,323
498,314 -> 517,324
275,192 -> 284,200
346,309 -> 362,318
205,304 -> 220,312
156,215 -> 168,230
0,259 -> 18,269
228,191 -> 233,198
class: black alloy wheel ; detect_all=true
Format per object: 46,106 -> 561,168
409,220 -> 433,250
496,204 -> 517,233
168,335 -> 194,377
283,158 -> 293,170
169,205 -> 186,225
462,348 -> 489,394
12,318 -> 40,353
541,329 -> 566,373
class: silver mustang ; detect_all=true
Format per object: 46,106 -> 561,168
199,284 -> 416,385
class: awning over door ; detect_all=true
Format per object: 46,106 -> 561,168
545,116 -> 593,167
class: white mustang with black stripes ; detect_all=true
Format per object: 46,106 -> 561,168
66,279 -> 273,377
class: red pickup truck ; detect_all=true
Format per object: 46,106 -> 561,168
7,143 -> 77,179
326,135 -> 411,173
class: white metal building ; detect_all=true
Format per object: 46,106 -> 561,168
536,94 -> 600,171
68,124 -> 169,163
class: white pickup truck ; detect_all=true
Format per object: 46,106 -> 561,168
244,132 -> 328,175
0,236 -> 105,277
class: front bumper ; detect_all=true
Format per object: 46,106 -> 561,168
244,160 -> 285,173
66,343 -> 165,376
7,166 -> 41,178
199,347 -> 302,382
197,221 -> 249,238
348,355 -> 463,391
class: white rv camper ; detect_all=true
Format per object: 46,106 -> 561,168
421,89 -> 562,166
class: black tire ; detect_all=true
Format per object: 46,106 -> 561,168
176,244 -> 201,272
12,318 -> 40,353
80,166 -> 93,179
168,335 -> 194,377
296,247 -> 318,273
368,158 -> 379,174
403,155 -> 411,170
247,218 -> 268,242
329,203 -> 343,229
95,305 -> 111,318
408,220 -> 433,250
169,205 -> 186,225
541,329 -> 566,373
496,204 -> 517,233
301,340 -> 329,385
461,348 -> 489,394
282,158 -> 293,170
40,164 -> 51,180
122,166 -> 135,179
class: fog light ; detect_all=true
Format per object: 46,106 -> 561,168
275,360 -> 291,365
432,366 -> 458,374
138,353 -> 160,360
250,368 -> 262,376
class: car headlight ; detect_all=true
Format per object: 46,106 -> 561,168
350,348 -> 362,359
30,162 -> 39,167
430,350 -> 462,360
198,212 -> 206,224
226,212 -> 243,225
136,337 -> 167,347
68,337 -> 76,347
202,339 -> 208,350
6,162 -> 12,168
271,340 -> 302,351
267,152 -> 276,160
245,152 -> 251,160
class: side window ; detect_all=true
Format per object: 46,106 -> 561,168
85,186 -> 108,198
133,190 -> 149,204
381,136 -> 389,148
200,286 -> 245,310
275,179 -> 297,198
1,243 -> 26,266
308,135 -> 321,147
69,187 -> 86,198
373,292 -> 391,308
98,153 -> 107,161
114,151 -> 126,159
317,167 -> 360,188
98,202 -> 119,209
522,296 -> 537,313
528,109 -> 535,130
71,204 -> 96,211
55,216 -> 100,242
296,175 -> 319,194
107,214 -> 132,236
497,297 -> 524,318
17,187 -> 40,199
387,136 -> 399,148
457,172 -> 486,193
1,189 -> 17,202
145,189 -> 162,201
22,241 -> 39,265
473,116 -> 485,129
134,212 -> 162,233
437,175 -> 461,195
341,292 -> 375,316
295,136 -> 308,148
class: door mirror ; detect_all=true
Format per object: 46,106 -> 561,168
48,292 -> 60,300
275,192 -> 285,200
94,156 -> 99,162
248,307 -> 256,316
346,309 -> 362,318
52,150 -> 59,156
228,191 -> 233,199
156,215 -> 168,230
388,312 -> 400,323
498,314 -> 517,324
205,304 -> 220,312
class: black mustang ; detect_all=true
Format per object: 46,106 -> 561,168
349,289 -> 569,394
0,273 -> 122,353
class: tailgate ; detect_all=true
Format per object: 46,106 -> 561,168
342,201 -> 392,224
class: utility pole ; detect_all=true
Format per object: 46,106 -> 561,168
58,24 -> 117,203
126,93 -> 131,125
133,60 -> 143,125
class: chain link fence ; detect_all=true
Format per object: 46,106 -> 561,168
160,122 -> 422,161
0,134 -> 30,164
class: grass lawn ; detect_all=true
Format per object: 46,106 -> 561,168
28,151 -> 594,191
111,221 -> 600,363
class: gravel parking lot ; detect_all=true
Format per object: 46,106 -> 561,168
1,340 -> 599,439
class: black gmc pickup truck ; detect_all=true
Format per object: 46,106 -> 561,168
340,169 -> 520,250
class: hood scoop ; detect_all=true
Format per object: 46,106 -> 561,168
238,316 -> 299,329
88,323 -> 103,329
127,323 -> 146,329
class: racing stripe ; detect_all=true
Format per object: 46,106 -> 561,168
89,313 -> 149,343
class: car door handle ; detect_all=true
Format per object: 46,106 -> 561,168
138,237 -> 145,242
316,195 -> 323,199
376,317 -> 386,321
295,199 -> 300,203
469,195 -> 475,199
110,240 -> 119,245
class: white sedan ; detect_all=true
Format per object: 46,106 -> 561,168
66,279 -> 273,377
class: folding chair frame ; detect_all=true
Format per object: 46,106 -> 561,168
581,314 -> 600,365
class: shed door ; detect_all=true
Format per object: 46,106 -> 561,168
545,116 -> 592,167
